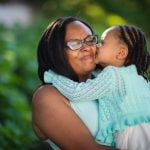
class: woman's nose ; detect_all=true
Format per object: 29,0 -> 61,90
80,44 -> 95,52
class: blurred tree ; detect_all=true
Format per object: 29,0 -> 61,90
93,0 -> 150,34
22,0 -> 149,38
0,19 -> 50,149
1,0 -> 149,35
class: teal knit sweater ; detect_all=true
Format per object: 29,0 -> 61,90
44,65 -> 150,146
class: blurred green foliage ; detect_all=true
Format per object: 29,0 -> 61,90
0,19 -> 50,149
22,0 -> 150,34
0,0 -> 150,149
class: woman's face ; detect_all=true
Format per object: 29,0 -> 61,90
65,21 -> 96,81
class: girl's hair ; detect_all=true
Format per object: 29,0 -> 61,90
117,25 -> 150,79
37,16 -> 94,83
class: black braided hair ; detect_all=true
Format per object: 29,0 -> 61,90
117,25 -> 150,80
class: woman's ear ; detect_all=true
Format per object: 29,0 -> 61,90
116,45 -> 128,60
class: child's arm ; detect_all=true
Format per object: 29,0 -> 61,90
44,66 -> 120,101
148,81 -> 150,90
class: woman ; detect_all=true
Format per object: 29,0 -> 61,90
32,16 -> 115,150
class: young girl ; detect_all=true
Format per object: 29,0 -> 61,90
44,25 -> 150,150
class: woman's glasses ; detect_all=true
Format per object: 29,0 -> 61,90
66,35 -> 98,51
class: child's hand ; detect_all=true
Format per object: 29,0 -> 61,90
44,69 -> 57,83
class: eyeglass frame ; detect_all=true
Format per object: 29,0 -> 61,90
65,34 -> 98,51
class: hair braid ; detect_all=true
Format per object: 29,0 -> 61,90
117,25 -> 150,80
118,26 -> 132,65
125,26 -> 138,66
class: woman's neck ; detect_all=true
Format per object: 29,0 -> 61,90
78,73 -> 92,82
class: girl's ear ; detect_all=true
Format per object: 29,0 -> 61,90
116,45 -> 128,60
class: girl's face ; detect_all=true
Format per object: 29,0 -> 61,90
95,27 -> 126,67
65,21 -> 97,81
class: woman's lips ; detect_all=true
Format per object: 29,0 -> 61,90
81,55 -> 94,61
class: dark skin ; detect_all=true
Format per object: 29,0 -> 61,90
32,85 -> 117,150
32,21 -> 118,150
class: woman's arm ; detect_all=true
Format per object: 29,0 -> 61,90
44,67 -> 119,101
32,85 -> 116,150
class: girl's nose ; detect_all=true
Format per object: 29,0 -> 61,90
96,43 -> 101,48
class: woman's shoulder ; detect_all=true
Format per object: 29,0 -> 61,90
33,84 -> 58,96
32,85 -> 69,140
33,85 -> 62,103
32,84 -> 70,108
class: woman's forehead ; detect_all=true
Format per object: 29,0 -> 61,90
65,21 -> 92,40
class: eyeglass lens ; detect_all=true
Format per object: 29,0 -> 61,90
66,35 -> 98,50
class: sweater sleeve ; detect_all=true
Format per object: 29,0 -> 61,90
148,81 -> 150,90
44,66 -> 123,102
